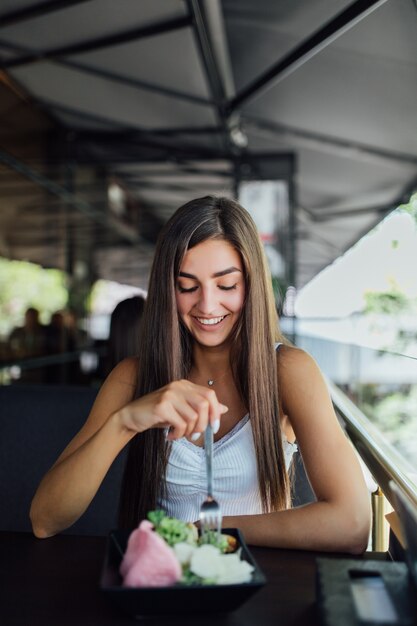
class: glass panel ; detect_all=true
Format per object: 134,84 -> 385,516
281,317 -> 417,488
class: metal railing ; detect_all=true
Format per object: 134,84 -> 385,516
0,346 -> 107,385
329,379 -> 417,551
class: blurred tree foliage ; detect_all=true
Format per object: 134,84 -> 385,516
363,193 -> 417,317
0,257 -> 68,338
272,275 -> 288,315
363,193 -> 417,351
364,284 -> 410,315
358,194 -> 417,469
360,383 -> 417,467
399,192 -> 417,222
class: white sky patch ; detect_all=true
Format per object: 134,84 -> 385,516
295,211 -> 417,318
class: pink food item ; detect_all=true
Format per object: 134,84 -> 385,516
120,520 -> 182,588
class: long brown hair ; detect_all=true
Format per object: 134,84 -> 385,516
118,196 -> 289,527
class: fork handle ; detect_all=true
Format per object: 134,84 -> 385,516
205,423 -> 214,497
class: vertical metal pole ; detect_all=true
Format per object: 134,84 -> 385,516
372,487 -> 387,551
287,154 -> 297,290
64,154 -> 75,385
286,155 -> 297,344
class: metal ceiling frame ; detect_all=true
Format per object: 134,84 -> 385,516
27,98 -> 220,137
15,98 -> 226,163
186,0 -> 234,154
186,0 -> 228,107
33,97 -> 149,130
0,0 -> 90,28
0,95 -> 227,183
314,203 -> 398,221
120,164 -> 233,180
61,58 -> 212,107
244,116 -> 417,168
227,0 -> 390,114
0,0 -> 399,164
0,0 -> 414,289
72,133 -> 227,163
2,14 -> 192,70
317,176 -> 417,221
146,126 -> 222,136
310,175 -> 417,280
0,38 -> 213,107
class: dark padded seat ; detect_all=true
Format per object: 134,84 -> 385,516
0,384 -> 126,535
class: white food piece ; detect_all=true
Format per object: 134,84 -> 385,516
189,544 -> 254,584
190,544 -> 223,579
173,542 -> 195,565
216,553 -> 254,584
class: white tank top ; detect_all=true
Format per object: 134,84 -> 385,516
158,344 -> 298,522
158,415 -> 297,522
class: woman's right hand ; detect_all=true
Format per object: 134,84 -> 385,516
117,379 -> 228,440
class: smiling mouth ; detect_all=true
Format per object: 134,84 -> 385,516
194,315 -> 227,326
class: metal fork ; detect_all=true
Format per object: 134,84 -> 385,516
199,423 -> 222,540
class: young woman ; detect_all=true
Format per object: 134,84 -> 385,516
30,196 -> 370,552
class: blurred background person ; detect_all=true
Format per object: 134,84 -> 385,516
107,295 -> 146,371
44,310 -> 67,384
44,311 -> 66,356
8,307 -> 46,383
43,309 -> 88,385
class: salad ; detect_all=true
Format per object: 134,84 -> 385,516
120,510 -> 254,588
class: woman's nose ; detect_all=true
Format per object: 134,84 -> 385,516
197,286 -> 217,313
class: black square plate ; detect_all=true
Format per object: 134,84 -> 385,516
100,528 -> 266,618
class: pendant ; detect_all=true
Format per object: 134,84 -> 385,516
208,379 -> 214,386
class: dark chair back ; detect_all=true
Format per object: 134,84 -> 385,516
0,384 -> 125,535
291,450 -> 316,507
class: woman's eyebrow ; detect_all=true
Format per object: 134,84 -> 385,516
213,267 -> 242,278
178,267 -> 241,279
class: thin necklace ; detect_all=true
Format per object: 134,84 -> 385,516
189,366 -> 231,387
206,369 -> 231,387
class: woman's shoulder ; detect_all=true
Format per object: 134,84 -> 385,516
107,356 -> 139,388
276,344 -> 330,414
276,344 -> 322,385
277,342 -> 312,362
91,357 -> 138,418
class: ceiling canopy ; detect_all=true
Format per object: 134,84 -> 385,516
0,0 -> 416,290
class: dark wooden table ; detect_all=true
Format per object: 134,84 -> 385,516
0,531 -> 358,626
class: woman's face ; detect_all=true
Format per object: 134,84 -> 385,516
175,238 -> 245,347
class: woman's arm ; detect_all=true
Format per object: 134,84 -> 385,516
223,346 -> 371,553
30,358 -> 138,538
30,358 -> 227,538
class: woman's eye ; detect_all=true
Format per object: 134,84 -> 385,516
178,285 -> 198,293
219,284 -> 237,291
